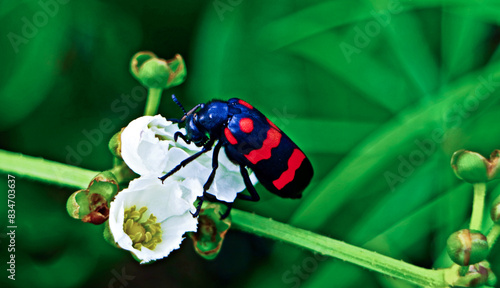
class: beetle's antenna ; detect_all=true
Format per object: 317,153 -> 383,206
172,95 -> 187,115
180,104 -> 202,122
171,95 -> 202,122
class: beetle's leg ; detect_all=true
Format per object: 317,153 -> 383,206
174,131 -> 191,144
237,166 -> 260,202
218,166 -> 259,219
191,196 -> 204,217
219,201 -> 233,219
159,142 -> 213,182
201,140 -> 223,193
194,193 -> 233,219
192,141 -> 222,218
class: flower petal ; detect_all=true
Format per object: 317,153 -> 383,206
108,175 -> 200,264
121,116 -> 155,175
148,212 -> 198,261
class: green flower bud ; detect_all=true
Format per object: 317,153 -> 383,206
467,262 -> 490,287
188,202 -> 231,260
108,129 -> 123,158
451,149 -> 500,183
491,195 -> 500,224
447,229 -> 489,266
66,172 -> 119,225
477,261 -> 497,287
88,171 -> 119,202
463,261 -> 495,287
66,189 -> 90,219
130,51 -> 186,89
445,261 -> 496,287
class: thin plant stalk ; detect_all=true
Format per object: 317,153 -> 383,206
0,149 -> 451,287
470,183 -> 486,231
144,87 -> 163,116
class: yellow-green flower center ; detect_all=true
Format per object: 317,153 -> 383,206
123,205 -> 162,250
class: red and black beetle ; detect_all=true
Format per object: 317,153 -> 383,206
160,96 -> 313,217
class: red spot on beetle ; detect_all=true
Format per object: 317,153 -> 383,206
273,149 -> 305,190
224,128 -> 238,145
238,99 -> 253,109
245,128 -> 281,164
239,118 -> 254,133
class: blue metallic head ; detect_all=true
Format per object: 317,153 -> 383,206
184,112 -> 208,146
182,101 -> 228,146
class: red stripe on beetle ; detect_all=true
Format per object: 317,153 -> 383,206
239,118 -> 254,133
238,99 -> 253,109
267,118 -> 281,131
245,128 -> 281,164
273,149 -> 306,190
224,127 -> 238,145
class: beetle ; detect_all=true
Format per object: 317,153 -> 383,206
160,95 -> 313,218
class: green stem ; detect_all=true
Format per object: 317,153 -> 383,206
231,210 -> 447,287
144,87 -> 163,116
0,149 -> 450,287
0,149 -> 98,189
458,266 -> 469,277
109,160 -> 137,184
470,183 -> 486,231
487,224 -> 500,250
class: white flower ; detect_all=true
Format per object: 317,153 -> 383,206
121,115 -> 198,176
108,175 -> 200,264
121,115 -> 256,202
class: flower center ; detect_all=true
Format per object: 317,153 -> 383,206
123,205 -> 162,250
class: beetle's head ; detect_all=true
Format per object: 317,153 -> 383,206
171,96 -> 228,147
184,105 -> 210,147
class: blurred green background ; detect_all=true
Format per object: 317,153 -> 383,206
2,0 -> 500,287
